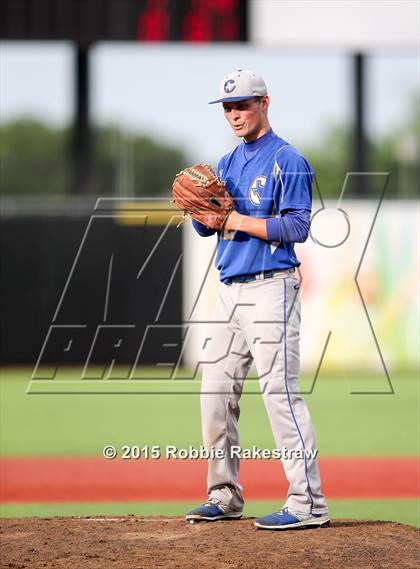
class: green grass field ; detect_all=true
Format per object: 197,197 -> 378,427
1,500 -> 419,527
1,368 -> 419,525
1,368 -> 418,456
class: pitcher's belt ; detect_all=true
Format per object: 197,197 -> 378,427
226,268 -> 295,285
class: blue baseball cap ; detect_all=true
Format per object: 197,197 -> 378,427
209,69 -> 268,104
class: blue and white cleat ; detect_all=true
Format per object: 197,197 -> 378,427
255,507 -> 330,530
186,498 -> 243,523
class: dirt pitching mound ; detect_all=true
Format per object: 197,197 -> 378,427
1,517 -> 418,569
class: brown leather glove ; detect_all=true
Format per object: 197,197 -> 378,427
172,164 -> 235,230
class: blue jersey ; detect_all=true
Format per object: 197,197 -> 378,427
194,129 -> 313,283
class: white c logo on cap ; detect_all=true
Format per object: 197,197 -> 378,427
224,79 -> 236,94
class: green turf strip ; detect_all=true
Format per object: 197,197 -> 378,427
1,369 -> 419,456
0,500 -> 419,527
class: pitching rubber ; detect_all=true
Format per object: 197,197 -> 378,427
254,519 -> 331,530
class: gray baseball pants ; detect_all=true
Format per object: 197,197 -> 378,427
200,268 -> 328,515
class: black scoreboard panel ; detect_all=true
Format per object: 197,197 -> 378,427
0,0 -> 248,43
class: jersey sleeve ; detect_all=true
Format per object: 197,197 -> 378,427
266,208 -> 311,243
191,219 -> 217,237
273,147 -> 313,213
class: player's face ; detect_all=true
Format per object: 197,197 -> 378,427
222,96 -> 270,142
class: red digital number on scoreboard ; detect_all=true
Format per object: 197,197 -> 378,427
137,0 -> 245,43
137,0 -> 169,42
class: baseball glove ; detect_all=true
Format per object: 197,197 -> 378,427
172,164 -> 235,230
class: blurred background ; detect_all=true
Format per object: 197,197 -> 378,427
0,1 -> 419,525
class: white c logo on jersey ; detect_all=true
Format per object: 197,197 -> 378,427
248,176 -> 267,206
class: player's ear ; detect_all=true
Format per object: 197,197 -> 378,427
261,96 -> 270,112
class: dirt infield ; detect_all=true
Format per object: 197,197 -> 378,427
1,517 -> 419,569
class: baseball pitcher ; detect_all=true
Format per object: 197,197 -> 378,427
173,70 -> 329,530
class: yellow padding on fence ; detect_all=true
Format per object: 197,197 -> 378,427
114,200 -> 181,226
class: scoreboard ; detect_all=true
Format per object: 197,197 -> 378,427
0,0 -> 248,43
